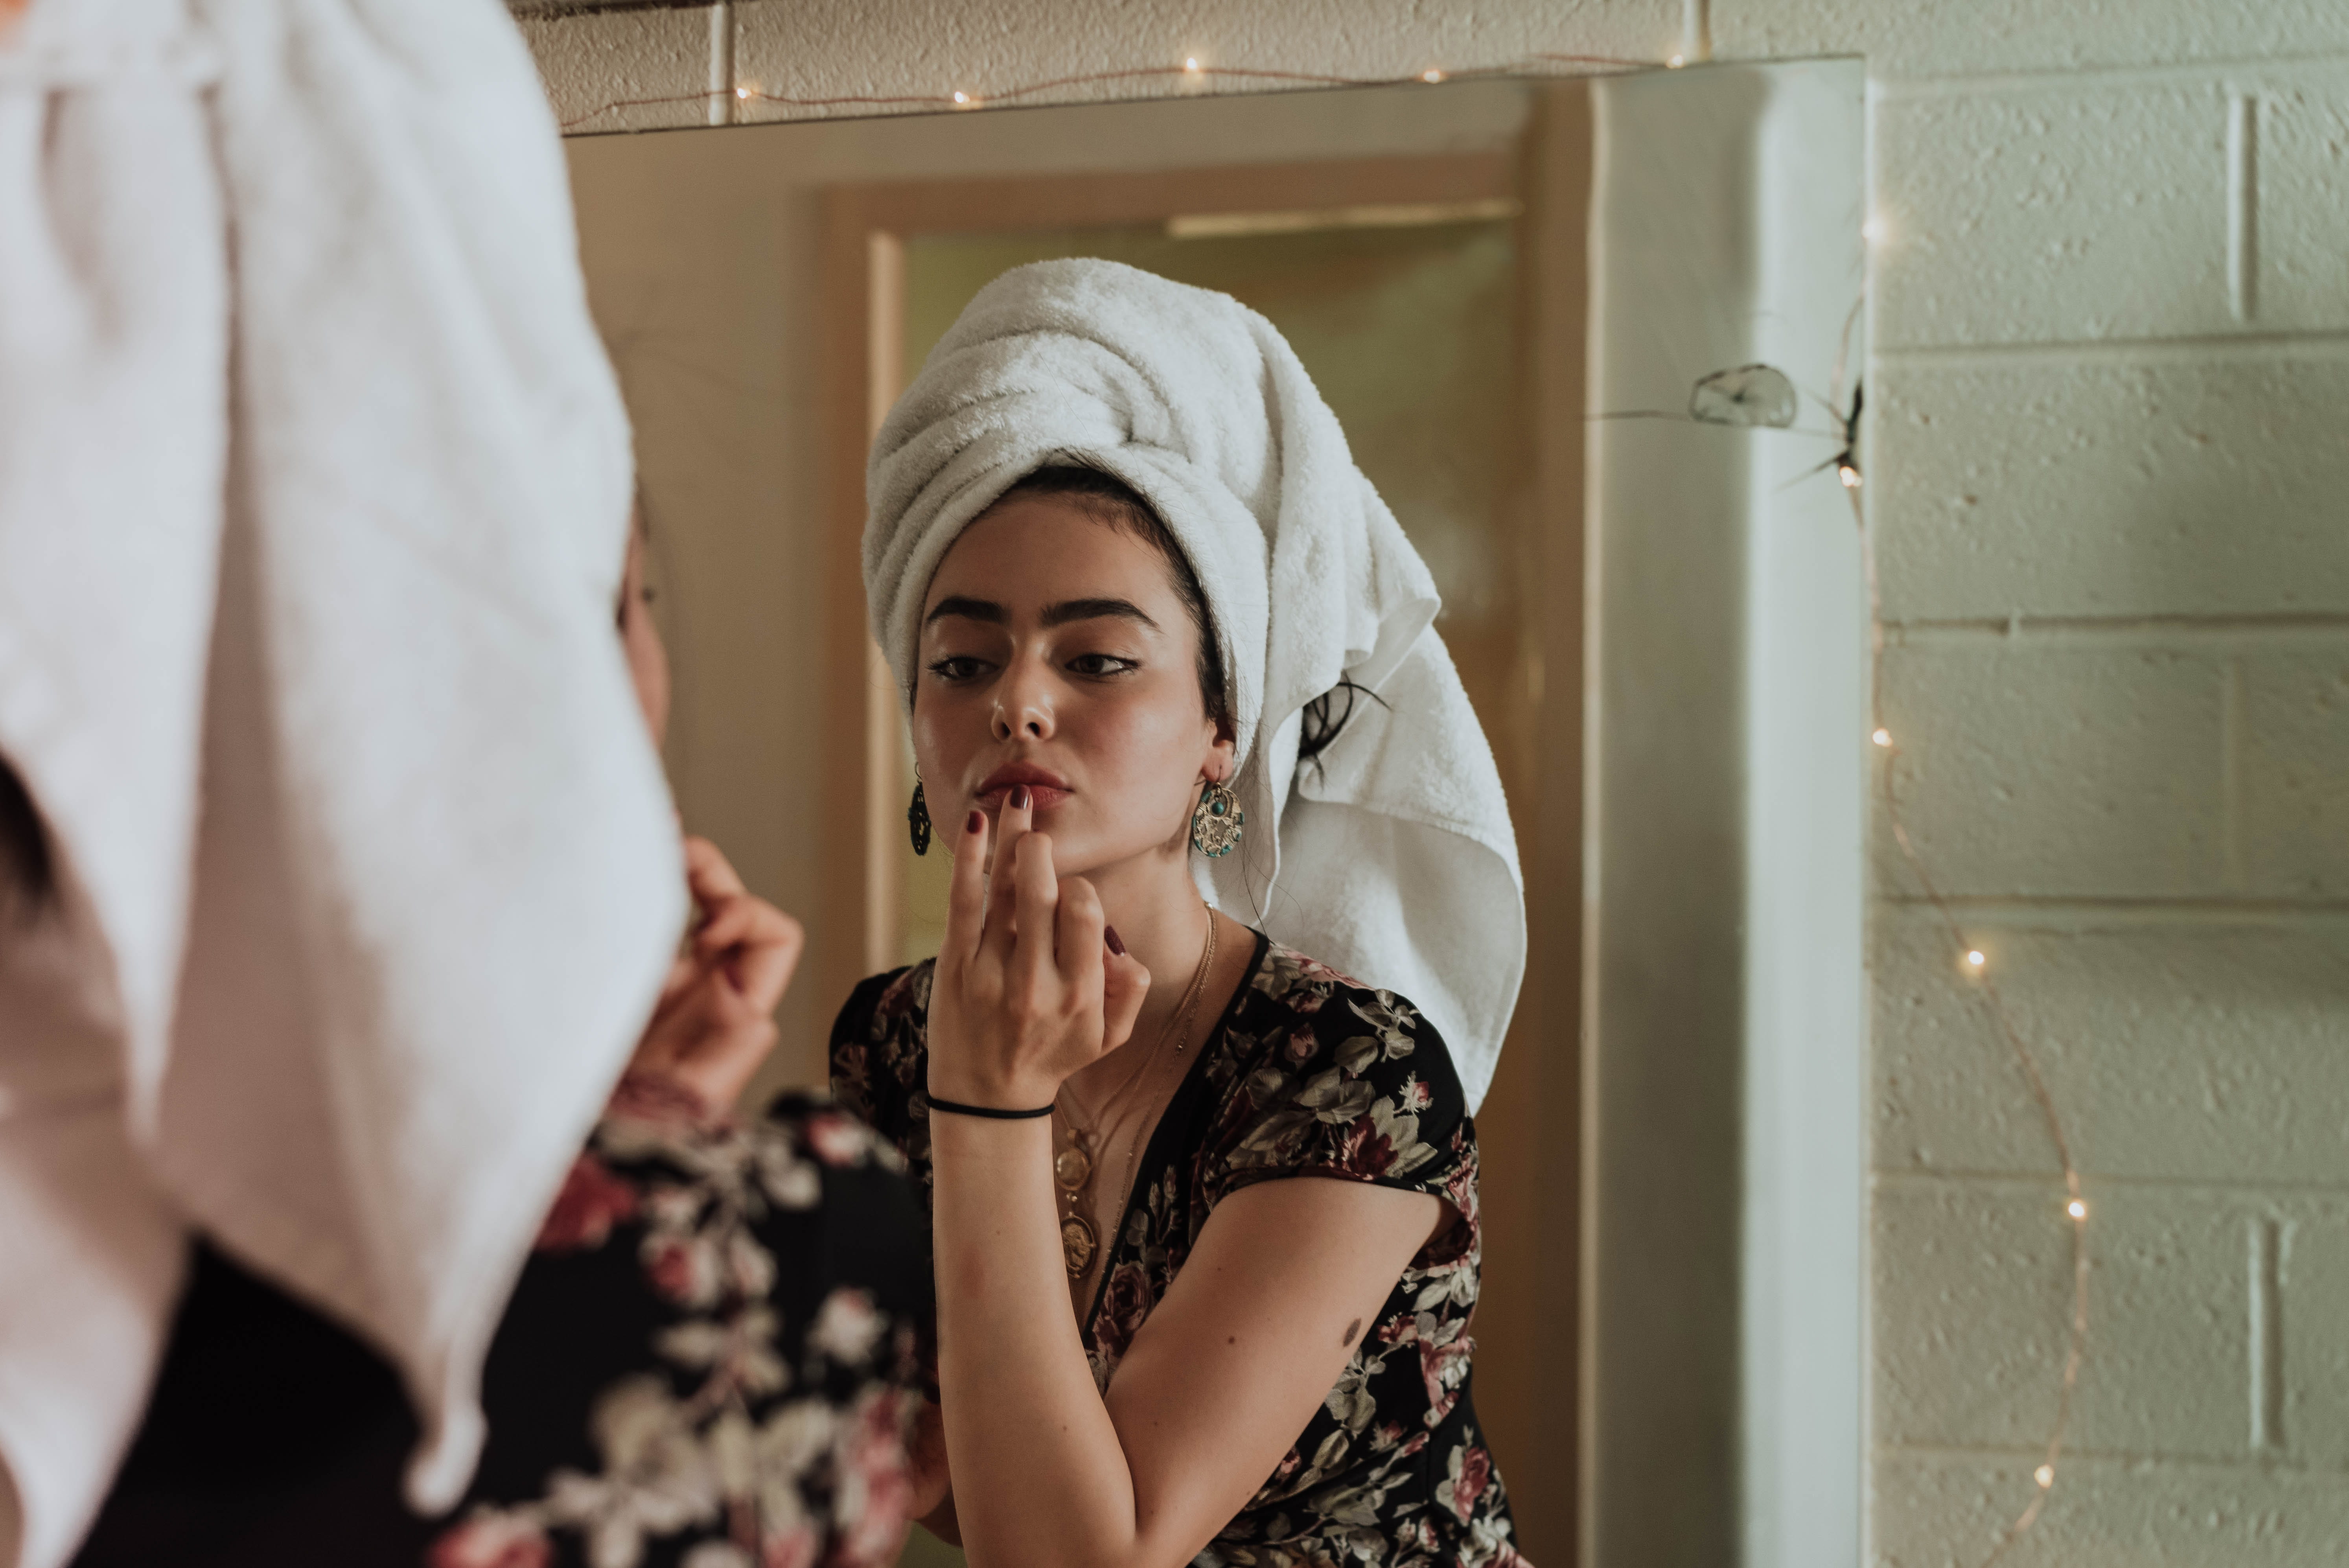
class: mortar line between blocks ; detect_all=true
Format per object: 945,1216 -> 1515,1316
1877,1441 -> 2349,1478
1879,895 -> 2349,927
1874,1169 -> 2349,1199
1884,614 -> 2349,647
2220,660 -> 2248,893
1870,50 -> 2349,99
1874,330 -> 2349,368
2228,90 -> 2260,324
2250,1215 -> 2286,1453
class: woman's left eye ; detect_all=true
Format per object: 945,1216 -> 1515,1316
1065,653 -> 1138,678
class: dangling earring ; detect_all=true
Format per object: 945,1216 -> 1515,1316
907,780 -> 933,856
1190,778 -> 1243,858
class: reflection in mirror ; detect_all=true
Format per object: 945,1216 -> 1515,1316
566,62 -> 1864,1568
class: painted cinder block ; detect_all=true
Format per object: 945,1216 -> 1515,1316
2284,1206 -> 2349,1466
1873,914 -> 2349,1186
1872,353 -> 2349,622
2248,74 -> 2349,333
1874,1182 -> 2247,1457
1872,1449 -> 2349,1568
1872,81 -> 2231,349
1875,640 -> 2226,898
1718,0 -> 2349,81
2241,644 -> 2349,897
518,7 -> 714,135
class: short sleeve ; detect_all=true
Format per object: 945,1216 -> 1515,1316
1209,972 -> 1473,1215
818,963 -> 933,1194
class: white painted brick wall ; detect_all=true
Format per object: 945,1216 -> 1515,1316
1874,353 -> 2349,620
514,3 -> 2349,1561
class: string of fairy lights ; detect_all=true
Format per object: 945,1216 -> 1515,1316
1842,443 -> 2089,1567
553,41 -> 2092,1562
556,52 -> 1654,132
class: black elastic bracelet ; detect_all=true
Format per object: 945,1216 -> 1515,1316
925,1093 -> 1056,1120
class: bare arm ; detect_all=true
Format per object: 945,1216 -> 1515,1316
925,799 -> 1438,1568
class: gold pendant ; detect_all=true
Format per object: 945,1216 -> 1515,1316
1054,1144 -> 1093,1191
1060,1213 -> 1098,1277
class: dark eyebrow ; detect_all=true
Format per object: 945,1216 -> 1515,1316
925,596 -> 1004,626
1041,598 -> 1161,631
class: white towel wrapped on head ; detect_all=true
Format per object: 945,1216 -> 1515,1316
864,258 -> 1524,1111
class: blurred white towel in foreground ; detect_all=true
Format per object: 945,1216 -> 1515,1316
0,2 -> 682,1564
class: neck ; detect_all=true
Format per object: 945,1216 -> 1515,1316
1079,841 -> 1216,1049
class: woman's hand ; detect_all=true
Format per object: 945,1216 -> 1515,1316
627,836 -> 803,1117
927,789 -> 1150,1110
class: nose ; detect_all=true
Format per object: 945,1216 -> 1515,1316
991,653 -> 1055,742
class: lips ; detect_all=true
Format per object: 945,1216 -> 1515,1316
975,762 -> 1072,813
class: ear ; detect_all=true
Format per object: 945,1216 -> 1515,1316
1202,712 -> 1239,784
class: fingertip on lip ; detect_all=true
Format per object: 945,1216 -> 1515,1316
1009,784 -> 1031,810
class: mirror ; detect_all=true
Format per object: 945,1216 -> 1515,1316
562,61 -> 1863,1568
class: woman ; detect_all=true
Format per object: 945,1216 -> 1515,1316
834,260 -> 1528,1567
69,526 -> 932,1568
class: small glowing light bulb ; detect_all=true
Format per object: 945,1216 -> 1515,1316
1966,950 -> 1986,969
1667,53 -> 1686,67
2068,1199 -> 2088,1220
1839,464 -> 1862,489
1871,727 -> 1892,748
2034,1464 -> 2054,1489
1422,68 -> 1446,83
951,90 -> 970,104
1184,57 -> 1201,72
734,85 -> 752,100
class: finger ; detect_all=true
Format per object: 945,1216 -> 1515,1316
681,835 -> 749,903
1010,829 -> 1061,999
728,906 -> 804,1016
979,786 -> 1034,959
1056,876 -> 1109,1041
1101,940 -> 1151,1053
942,806 -> 990,972
694,891 -> 785,959
986,782 -> 1036,880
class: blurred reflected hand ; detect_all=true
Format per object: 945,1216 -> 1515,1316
626,836 -> 803,1117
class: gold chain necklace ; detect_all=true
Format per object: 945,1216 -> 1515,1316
1053,909 -> 1219,1278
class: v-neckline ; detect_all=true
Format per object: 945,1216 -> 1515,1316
1077,927 -> 1272,1347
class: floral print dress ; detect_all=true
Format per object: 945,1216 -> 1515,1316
431,1083 -> 931,1568
832,932 -> 1528,1568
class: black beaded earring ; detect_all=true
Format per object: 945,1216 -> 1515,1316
907,781 -> 933,856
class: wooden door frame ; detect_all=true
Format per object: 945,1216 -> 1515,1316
812,110 -> 1591,1558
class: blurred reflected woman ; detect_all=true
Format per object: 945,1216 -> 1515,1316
838,260 -> 1529,1566
0,2 -> 921,1564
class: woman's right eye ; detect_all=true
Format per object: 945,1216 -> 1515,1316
926,656 -> 989,682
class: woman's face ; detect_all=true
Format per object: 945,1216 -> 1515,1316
620,525 -> 671,745
913,494 -> 1234,879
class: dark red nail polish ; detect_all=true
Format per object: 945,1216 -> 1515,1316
1010,784 -> 1030,810
1105,925 -> 1126,956
966,809 -> 984,834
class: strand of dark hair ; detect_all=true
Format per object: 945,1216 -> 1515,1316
0,757 -> 54,918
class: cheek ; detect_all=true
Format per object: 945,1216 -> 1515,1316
910,686 -> 986,792
1073,685 -> 1207,802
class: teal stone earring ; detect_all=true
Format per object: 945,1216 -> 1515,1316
1190,778 -> 1243,858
